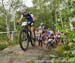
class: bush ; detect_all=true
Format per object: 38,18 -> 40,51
0,43 -> 8,50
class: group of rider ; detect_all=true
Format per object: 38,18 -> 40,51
17,7 -> 67,47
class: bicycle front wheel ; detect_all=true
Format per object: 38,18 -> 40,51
19,29 -> 29,51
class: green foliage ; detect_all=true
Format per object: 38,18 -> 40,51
72,21 -> 75,27
0,34 -> 7,41
49,54 -> 57,58
64,44 -> 70,51
0,44 -> 8,50
68,57 -> 75,63
68,31 -> 75,42
0,17 -> 6,32
0,41 -> 8,50
0,33 -> 19,50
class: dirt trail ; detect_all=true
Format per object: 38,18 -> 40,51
0,45 -> 50,63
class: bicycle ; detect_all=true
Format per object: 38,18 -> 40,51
18,22 -> 35,51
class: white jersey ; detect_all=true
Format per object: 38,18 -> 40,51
38,25 -> 44,33
35,31 -> 41,37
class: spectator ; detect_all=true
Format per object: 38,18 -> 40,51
35,29 -> 41,47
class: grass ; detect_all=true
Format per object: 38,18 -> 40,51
0,33 -> 19,50
0,40 -> 19,51
0,41 -> 8,50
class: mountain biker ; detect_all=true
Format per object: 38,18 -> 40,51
38,22 -> 44,31
38,22 -> 45,35
17,7 -> 35,39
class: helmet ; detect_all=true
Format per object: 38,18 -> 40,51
19,6 -> 27,13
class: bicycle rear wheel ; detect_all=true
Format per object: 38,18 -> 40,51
19,29 -> 29,51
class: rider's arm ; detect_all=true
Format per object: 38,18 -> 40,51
18,15 -> 23,23
31,14 -> 35,21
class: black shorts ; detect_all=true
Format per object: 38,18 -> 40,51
27,22 -> 34,26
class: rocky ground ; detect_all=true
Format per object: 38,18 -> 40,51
0,45 -> 50,63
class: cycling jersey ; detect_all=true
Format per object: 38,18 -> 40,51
46,31 -> 50,37
22,12 -> 33,24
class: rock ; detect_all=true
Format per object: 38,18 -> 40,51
0,45 -> 49,63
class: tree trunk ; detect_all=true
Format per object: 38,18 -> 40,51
69,18 -> 73,31
5,16 -> 11,43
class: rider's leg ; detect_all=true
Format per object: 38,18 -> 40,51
28,24 -> 31,31
31,25 -> 35,38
